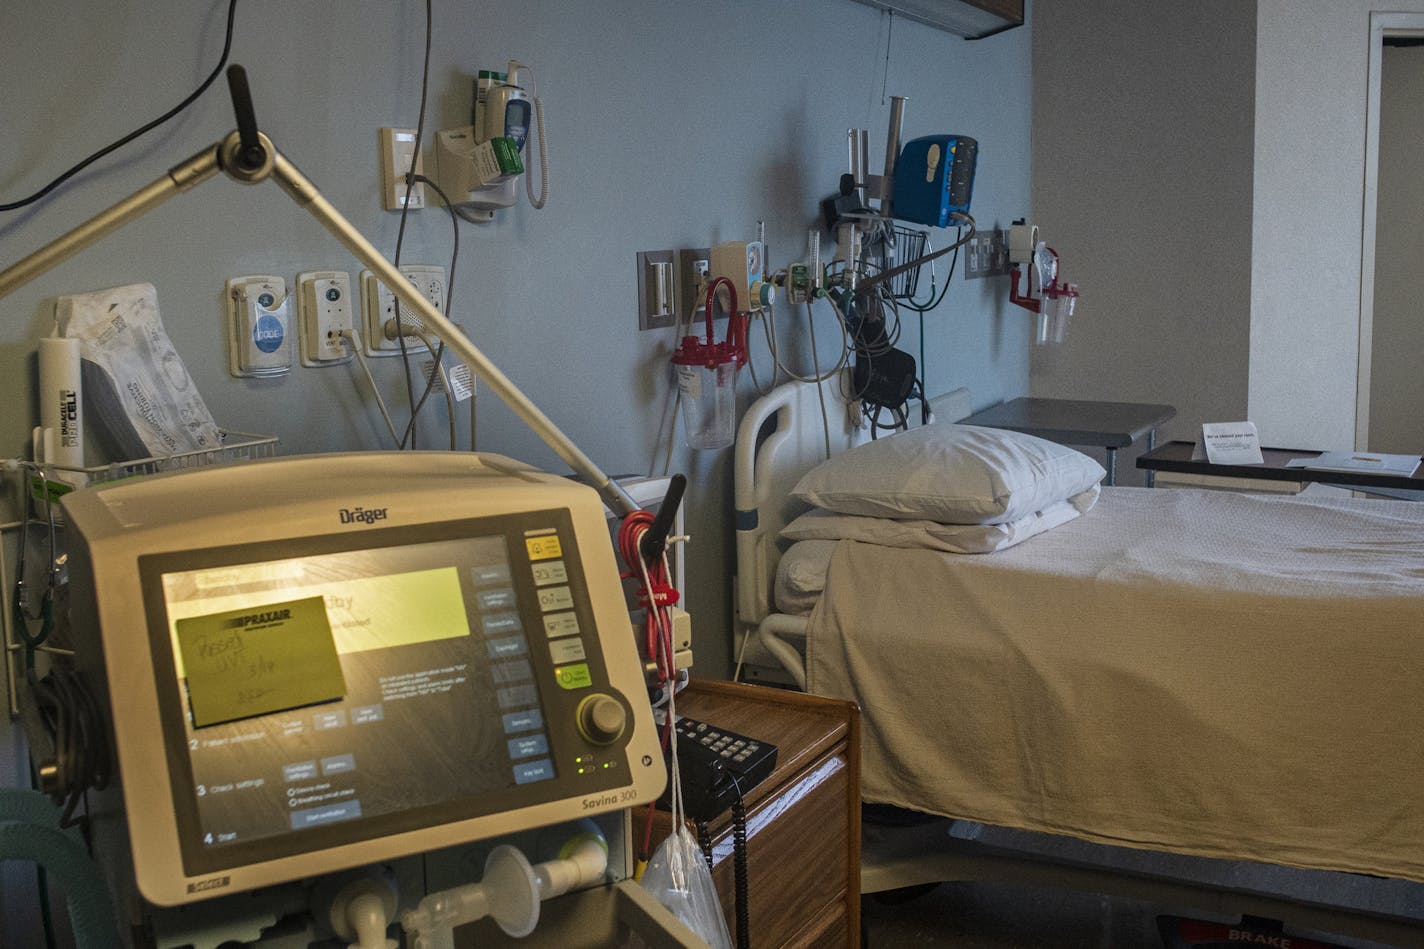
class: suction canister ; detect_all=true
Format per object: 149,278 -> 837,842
671,278 -> 746,450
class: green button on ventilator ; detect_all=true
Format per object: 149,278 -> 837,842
555,663 -> 592,690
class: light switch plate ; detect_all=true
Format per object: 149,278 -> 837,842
637,249 -> 676,331
380,127 -> 426,211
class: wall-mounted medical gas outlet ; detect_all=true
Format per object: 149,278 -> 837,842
710,241 -> 765,311
1008,221 -> 1040,264
297,270 -> 355,366
225,275 -> 292,378
379,128 -> 425,211
964,228 -> 1011,280
785,263 -> 813,305
676,248 -> 711,323
360,265 -> 444,356
636,249 -> 676,331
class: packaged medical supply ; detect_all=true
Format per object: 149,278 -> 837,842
56,282 -> 221,459
471,136 -> 524,185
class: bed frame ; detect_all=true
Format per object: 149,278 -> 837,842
730,377 -> 1424,947
732,373 -> 971,687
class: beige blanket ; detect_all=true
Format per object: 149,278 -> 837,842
806,487 -> 1424,881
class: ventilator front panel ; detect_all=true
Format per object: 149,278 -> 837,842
131,507 -> 643,898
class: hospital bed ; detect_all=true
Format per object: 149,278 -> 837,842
732,376 -> 1424,946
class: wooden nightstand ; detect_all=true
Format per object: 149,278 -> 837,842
651,679 -> 861,948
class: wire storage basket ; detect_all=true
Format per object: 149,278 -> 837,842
888,225 -> 928,300
4,431 -> 277,716
47,431 -> 278,486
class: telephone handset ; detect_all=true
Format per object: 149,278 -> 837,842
659,715 -> 778,823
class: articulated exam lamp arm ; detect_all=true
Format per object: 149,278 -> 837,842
0,65 -> 640,517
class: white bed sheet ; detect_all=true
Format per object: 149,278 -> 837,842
804,486 -> 1424,882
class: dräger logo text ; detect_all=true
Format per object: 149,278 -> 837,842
187,875 -> 230,894
339,506 -> 389,525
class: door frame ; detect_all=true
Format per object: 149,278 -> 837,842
1357,12 -> 1424,449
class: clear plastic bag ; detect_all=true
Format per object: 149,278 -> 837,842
639,825 -> 732,949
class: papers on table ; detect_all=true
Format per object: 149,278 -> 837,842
1285,451 -> 1421,478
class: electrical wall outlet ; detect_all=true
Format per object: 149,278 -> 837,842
964,228 -> 1011,280
297,270 -> 355,366
379,127 -> 425,211
636,249 -> 676,331
676,247 -> 711,325
360,265 -> 444,356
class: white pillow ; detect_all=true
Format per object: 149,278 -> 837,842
790,422 -> 1105,525
774,539 -> 839,614
780,487 -> 1097,554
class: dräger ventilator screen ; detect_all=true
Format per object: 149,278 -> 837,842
59,453 -> 667,906
156,537 -> 555,865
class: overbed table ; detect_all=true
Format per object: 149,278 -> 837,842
1137,441 -> 1424,497
961,397 -> 1178,486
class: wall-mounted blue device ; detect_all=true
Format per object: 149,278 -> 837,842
892,135 -> 978,228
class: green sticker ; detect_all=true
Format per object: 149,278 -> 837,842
176,595 -> 346,728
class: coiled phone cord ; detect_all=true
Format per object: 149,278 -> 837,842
691,779 -> 751,949
728,777 -> 750,949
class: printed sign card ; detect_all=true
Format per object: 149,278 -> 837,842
1194,421 -> 1264,465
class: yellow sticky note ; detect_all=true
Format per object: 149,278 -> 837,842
176,596 -> 346,728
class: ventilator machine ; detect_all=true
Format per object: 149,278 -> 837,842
52,452 -> 695,947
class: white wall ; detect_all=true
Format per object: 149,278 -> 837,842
1035,2 -> 1424,463
1029,0 -> 1257,475
0,0 -> 1031,672
1368,44 -> 1424,454
1252,0 -> 1424,448
0,2 -> 1032,938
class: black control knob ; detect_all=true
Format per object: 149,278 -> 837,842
577,694 -> 626,745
